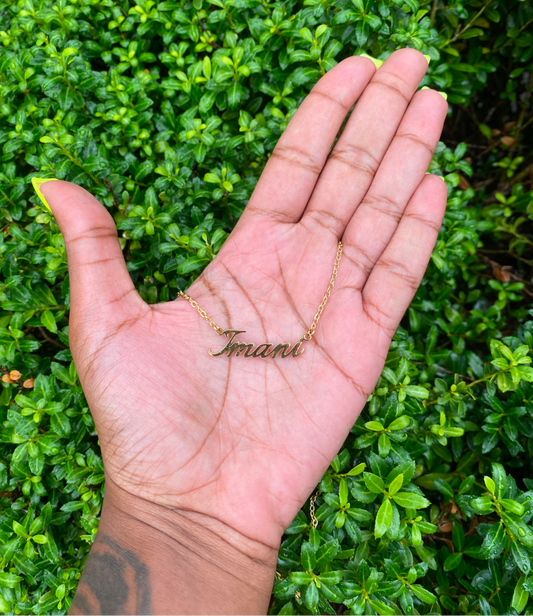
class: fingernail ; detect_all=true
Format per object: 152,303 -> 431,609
360,53 -> 383,69
423,54 -> 431,64
421,86 -> 430,90
31,177 -> 57,213
438,91 -> 448,100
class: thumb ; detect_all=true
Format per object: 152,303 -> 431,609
32,178 -> 142,319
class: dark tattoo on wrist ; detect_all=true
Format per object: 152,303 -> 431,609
69,534 -> 152,615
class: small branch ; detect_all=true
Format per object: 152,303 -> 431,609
104,178 -> 121,209
444,0 -> 493,45
38,327 -> 67,349
430,0 -> 439,26
496,17 -> 533,51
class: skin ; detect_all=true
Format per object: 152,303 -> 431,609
39,48 -> 448,614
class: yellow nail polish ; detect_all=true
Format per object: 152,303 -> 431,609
31,177 -> 57,213
438,91 -> 448,100
426,172 -> 446,182
423,54 -> 431,64
421,86 -> 430,90
360,53 -> 383,69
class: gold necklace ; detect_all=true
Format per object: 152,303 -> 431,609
178,241 -> 343,358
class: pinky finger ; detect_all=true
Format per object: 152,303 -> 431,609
361,174 -> 447,332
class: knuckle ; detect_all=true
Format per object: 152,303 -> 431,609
396,132 -> 434,155
328,144 -> 379,179
370,71 -> 410,103
403,211 -> 441,233
308,87 -> 351,114
270,143 -> 322,177
302,209 -> 344,237
362,193 -> 403,223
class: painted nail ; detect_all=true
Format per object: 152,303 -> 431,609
31,177 -> 58,213
421,86 -> 430,90
425,172 -> 446,182
438,91 -> 448,100
423,54 -> 431,64
360,53 -> 383,69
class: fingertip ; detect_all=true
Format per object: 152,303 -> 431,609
423,172 -> 449,206
418,86 -> 449,110
387,47 -> 430,70
358,53 -> 382,70
337,54 -> 378,78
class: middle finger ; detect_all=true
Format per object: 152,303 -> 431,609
299,48 -> 429,238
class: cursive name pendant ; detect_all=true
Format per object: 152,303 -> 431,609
178,241 -> 343,359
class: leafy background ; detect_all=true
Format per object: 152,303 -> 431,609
0,0 -> 533,613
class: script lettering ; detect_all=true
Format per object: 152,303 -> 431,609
208,331 -> 306,359
208,330 -> 246,356
252,343 -> 274,358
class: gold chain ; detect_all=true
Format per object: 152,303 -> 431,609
303,241 -> 343,341
178,241 -> 343,343
177,291 -> 225,335
309,491 -> 320,529
275,492 -> 320,602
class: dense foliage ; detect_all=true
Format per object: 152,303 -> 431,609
0,0 -> 532,612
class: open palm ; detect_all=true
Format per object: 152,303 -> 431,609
39,48 -> 447,551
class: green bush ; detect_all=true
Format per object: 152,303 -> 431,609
0,0 -> 532,613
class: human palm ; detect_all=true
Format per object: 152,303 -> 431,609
40,49 -> 447,551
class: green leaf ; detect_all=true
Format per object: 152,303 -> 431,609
410,584 -> 437,604
0,572 -> 23,588
12,553 -> 38,575
305,581 -> 319,610
444,552 -> 463,571
339,479 -> 349,507
403,386 -> 429,399
434,478 -> 454,499
484,476 -> 496,495
13,520 -> 28,538
501,499 -> 525,516
375,498 -> 393,538
364,472 -> 385,493
41,309 -> 58,333
319,571 -> 342,585
388,415 -> 411,431
492,463 -> 507,498
301,542 -> 316,572
346,463 -> 366,477
512,542 -> 531,574
512,575 -> 529,613
368,599 -> 397,615
481,522 -> 506,559
290,572 -> 313,585
392,492 -> 431,509
177,256 -> 209,275
388,473 -> 403,496
315,540 -> 340,568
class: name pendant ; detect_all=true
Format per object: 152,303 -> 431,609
209,330 -> 305,359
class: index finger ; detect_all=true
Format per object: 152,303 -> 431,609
240,56 -> 377,226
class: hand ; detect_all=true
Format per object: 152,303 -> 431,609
39,48 -> 447,614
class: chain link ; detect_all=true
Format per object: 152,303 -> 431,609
177,291 -> 225,335
309,491 -> 320,529
178,241 -> 343,343
303,241 -> 343,341
275,492 -> 320,601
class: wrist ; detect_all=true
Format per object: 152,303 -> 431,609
70,477 -> 278,615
